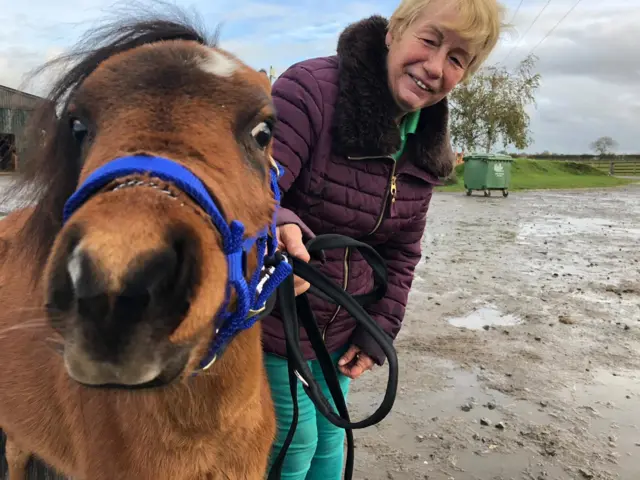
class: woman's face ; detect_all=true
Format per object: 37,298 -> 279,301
386,4 -> 473,113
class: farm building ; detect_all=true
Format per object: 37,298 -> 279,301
0,84 -> 46,172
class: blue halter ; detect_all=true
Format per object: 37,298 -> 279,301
62,154 -> 293,371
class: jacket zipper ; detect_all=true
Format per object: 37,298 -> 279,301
389,169 -> 398,218
322,247 -> 351,340
348,155 -> 397,236
320,155 -> 394,341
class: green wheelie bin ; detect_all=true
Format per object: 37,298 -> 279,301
463,153 -> 514,197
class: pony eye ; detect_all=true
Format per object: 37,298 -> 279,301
71,119 -> 88,142
250,121 -> 273,149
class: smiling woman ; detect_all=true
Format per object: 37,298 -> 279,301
262,0 -> 505,478
386,0 -> 501,111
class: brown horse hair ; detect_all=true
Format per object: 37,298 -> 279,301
1,4 -> 279,478
2,4 -> 218,283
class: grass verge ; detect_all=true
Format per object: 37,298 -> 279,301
437,158 -> 637,193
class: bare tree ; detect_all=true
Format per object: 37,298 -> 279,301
589,136 -> 618,157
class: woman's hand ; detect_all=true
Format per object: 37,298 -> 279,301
276,224 -> 311,296
338,345 -> 375,379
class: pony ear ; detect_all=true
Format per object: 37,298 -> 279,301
256,69 -> 272,93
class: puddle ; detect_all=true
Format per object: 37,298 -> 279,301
553,368 -> 640,479
517,215 -> 640,240
350,357 -> 577,480
448,306 -> 522,330
557,367 -> 640,426
352,357 -> 640,479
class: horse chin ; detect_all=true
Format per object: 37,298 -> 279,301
61,342 -> 192,390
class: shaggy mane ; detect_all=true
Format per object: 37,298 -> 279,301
2,3 -> 217,279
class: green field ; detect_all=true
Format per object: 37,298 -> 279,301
438,158 -> 637,193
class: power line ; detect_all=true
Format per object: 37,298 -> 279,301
522,0 -> 584,59
510,0 -> 526,23
499,0 -> 552,65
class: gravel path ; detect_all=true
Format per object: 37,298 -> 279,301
351,184 -> 640,480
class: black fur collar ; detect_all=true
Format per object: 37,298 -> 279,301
332,15 -> 455,178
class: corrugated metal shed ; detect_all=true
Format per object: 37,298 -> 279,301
0,85 -> 47,171
0,84 -> 43,110
0,108 -> 29,136
0,85 -> 44,134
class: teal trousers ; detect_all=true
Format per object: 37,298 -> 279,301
264,349 -> 351,480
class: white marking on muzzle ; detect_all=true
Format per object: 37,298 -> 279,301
67,245 -> 83,293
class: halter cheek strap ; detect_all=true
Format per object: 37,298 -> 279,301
62,154 -> 293,372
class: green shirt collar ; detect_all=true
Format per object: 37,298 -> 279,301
392,109 -> 421,161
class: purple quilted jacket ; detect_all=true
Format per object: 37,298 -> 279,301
261,15 -> 455,365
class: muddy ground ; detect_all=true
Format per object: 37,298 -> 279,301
351,184 -> 640,480
1,177 -> 639,480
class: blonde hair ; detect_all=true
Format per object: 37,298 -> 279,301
388,0 -> 506,78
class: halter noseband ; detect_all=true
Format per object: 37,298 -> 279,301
62,154 -> 293,373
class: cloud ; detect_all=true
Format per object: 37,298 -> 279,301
0,0 -> 637,154
217,0 -> 389,74
485,0 -> 640,153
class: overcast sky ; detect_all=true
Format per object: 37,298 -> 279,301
1,0 -> 637,154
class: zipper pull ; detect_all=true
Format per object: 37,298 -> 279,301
389,175 -> 398,217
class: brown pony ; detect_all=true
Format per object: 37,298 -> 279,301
0,9 -> 282,480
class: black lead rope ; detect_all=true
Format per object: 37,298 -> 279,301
266,234 -> 399,480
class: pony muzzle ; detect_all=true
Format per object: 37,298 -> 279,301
47,154 -> 287,386
44,181 -> 205,388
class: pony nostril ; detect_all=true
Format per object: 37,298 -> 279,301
47,244 -> 104,316
112,291 -> 151,320
165,238 -> 196,315
122,246 -> 179,299
48,285 -> 75,313
117,292 -> 151,310
77,294 -> 110,320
